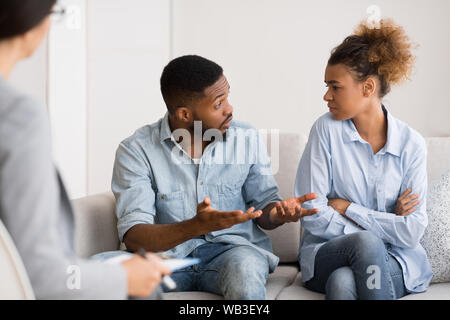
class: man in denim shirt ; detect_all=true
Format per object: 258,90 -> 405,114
112,55 -> 317,299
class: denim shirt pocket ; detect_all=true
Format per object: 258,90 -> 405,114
218,181 -> 246,212
155,190 -> 186,222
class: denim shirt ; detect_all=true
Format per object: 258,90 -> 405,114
112,113 -> 282,272
295,108 -> 433,293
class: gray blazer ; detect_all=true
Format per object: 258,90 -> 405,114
0,75 -> 127,299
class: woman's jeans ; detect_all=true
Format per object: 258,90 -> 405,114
304,231 -> 408,300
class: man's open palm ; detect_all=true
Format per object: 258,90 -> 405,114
195,197 -> 262,234
272,193 -> 318,224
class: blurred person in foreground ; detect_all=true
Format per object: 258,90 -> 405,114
0,0 -> 170,299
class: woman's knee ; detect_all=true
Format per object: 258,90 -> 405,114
325,267 -> 357,300
349,231 -> 385,258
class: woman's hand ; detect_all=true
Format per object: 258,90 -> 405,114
328,198 -> 362,228
327,198 -> 351,216
121,252 -> 171,298
395,189 -> 420,216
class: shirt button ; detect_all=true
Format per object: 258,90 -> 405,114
199,181 -> 203,186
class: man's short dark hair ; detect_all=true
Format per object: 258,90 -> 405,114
160,55 -> 223,114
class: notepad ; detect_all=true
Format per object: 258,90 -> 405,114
163,258 -> 200,271
104,253 -> 200,271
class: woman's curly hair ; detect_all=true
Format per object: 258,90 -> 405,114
328,19 -> 416,97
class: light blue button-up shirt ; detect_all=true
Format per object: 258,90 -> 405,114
112,113 -> 282,272
295,108 -> 433,293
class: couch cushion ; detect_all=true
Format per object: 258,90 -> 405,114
426,137 -> 450,183
399,282 -> 450,300
269,132 -> 308,200
421,169 -> 450,283
276,272 -> 325,300
72,192 -> 120,258
266,264 -> 299,300
263,222 -> 301,263
422,138 -> 450,284
263,132 -> 308,263
163,291 -> 223,300
276,272 -> 450,300
162,264 -> 299,300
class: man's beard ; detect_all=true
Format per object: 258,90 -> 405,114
189,119 -> 228,142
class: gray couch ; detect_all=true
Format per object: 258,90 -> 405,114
72,133 -> 450,300
1,133 -> 449,299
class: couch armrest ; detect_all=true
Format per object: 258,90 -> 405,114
0,220 -> 35,299
72,192 -> 120,258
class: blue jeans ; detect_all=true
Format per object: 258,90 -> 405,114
304,231 -> 408,300
166,243 -> 269,300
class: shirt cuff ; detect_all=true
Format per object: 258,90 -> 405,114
255,193 -> 283,211
117,211 -> 155,242
345,203 -> 371,230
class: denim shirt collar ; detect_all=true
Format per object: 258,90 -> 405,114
342,105 -> 402,157
160,112 -> 173,142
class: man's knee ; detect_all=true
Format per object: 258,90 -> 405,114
223,247 -> 268,276
220,246 -> 269,299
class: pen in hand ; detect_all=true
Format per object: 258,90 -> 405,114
137,248 -> 177,291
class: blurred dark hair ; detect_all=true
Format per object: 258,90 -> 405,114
160,55 -> 223,114
0,0 -> 57,39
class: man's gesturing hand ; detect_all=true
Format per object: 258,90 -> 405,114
271,193 -> 319,225
193,197 -> 262,235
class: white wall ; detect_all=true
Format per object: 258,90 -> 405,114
44,0 -> 170,198
86,0 -> 170,195
11,0 -> 450,198
172,0 -> 450,138
48,0 -> 87,199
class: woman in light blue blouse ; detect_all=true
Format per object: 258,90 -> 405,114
294,19 -> 433,299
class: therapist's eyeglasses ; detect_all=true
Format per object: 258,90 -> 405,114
50,5 -> 66,22
51,8 -> 66,16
